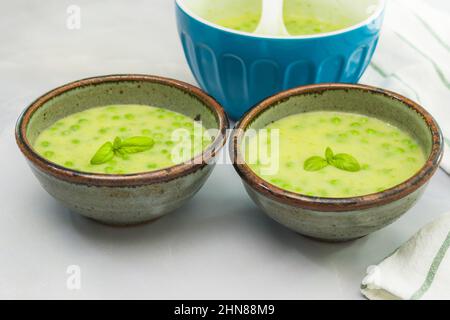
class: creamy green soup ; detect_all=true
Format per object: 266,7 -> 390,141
34,105 -> 211,174
244,112 -> 426,198
211,13 -> 261,33
210,13 -> 348,35
283,14 -> 351,35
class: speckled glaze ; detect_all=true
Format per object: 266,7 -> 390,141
231,84 -> 443,242
176,0 -> 385,120
16,75 -> 229,226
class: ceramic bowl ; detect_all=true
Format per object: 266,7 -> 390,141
16,75 -> 229,226
230,84 -> 443,242
175,0 -> 386,120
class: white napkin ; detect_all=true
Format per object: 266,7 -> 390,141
362,0 -> 450,173
361,213 -> 450,300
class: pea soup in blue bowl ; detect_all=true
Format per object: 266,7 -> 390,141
175,0 -> 386,120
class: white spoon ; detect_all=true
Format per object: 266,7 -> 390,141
254,0 -> 290,36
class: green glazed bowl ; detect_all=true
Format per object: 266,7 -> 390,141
230,83 -> 443,242
16,75 -> 228,226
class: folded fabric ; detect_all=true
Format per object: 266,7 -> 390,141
362,0 -> 450,173
361,213 -> 450,300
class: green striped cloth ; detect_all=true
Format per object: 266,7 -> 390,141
362,0 -> 450,173
361,213 -> 450,300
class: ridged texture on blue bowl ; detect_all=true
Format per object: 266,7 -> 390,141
176,4 -> 384,120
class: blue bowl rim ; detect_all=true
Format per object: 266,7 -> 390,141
176,0 -> 386,40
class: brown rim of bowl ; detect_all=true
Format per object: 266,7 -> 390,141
231,83 -> 444,212
16,74 -> 229,187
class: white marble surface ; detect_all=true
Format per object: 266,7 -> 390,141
1,0 -> 449,299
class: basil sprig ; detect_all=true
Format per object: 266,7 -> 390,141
304,147 -> 361,173
90,136 -> 155,165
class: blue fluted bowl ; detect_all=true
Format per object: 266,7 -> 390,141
175,0 -> 386,120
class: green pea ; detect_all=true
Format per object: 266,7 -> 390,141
71,139 -> 80,144
99,128 -> 109,134
41,141 -> 50,147
161,149 -> 169,155
70,125 -> 80,131
396,147 -> 406,153
112,115 -> 120,120
350,130 -> 360,136
402,139 -> 413,145
119,127 -> 127,132
331,117 -> 342,124
124,113 -> 135,120
78,118 -> 88,124
359,117 -> 369,124
270,178 -> 283,185
366,128 -> 377,135
293,187 -> 303,193
61,130 -> 71,136
157,115 -> 165,119
361,164 -> 370,170
64,161 -> 74,167
381,143 -> 391,149
165,141 -> 174,146
147,164 -> 157,169
105,167 -> 115,174
44,151 -> 55,158
350,122 -> 361,128
329,179 -> 340,186
141,129 -> 151,135
281,183 -> 292,190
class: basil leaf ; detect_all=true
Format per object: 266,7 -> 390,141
90,142 -> 114,165
120,136 -> 155,154
325,147 -> 334,163
304,156 -> 329,172
113,136 -> 122,151
330,153 -> 361,172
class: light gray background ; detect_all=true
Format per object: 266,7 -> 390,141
0,0 -> 449,299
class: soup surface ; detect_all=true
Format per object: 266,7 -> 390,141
34,105 -> 211,174
244,111 -> 426,198
207,13 -> 351,35
284,14 -> 351,35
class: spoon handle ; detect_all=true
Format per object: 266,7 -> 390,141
255,0 -> 289,36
